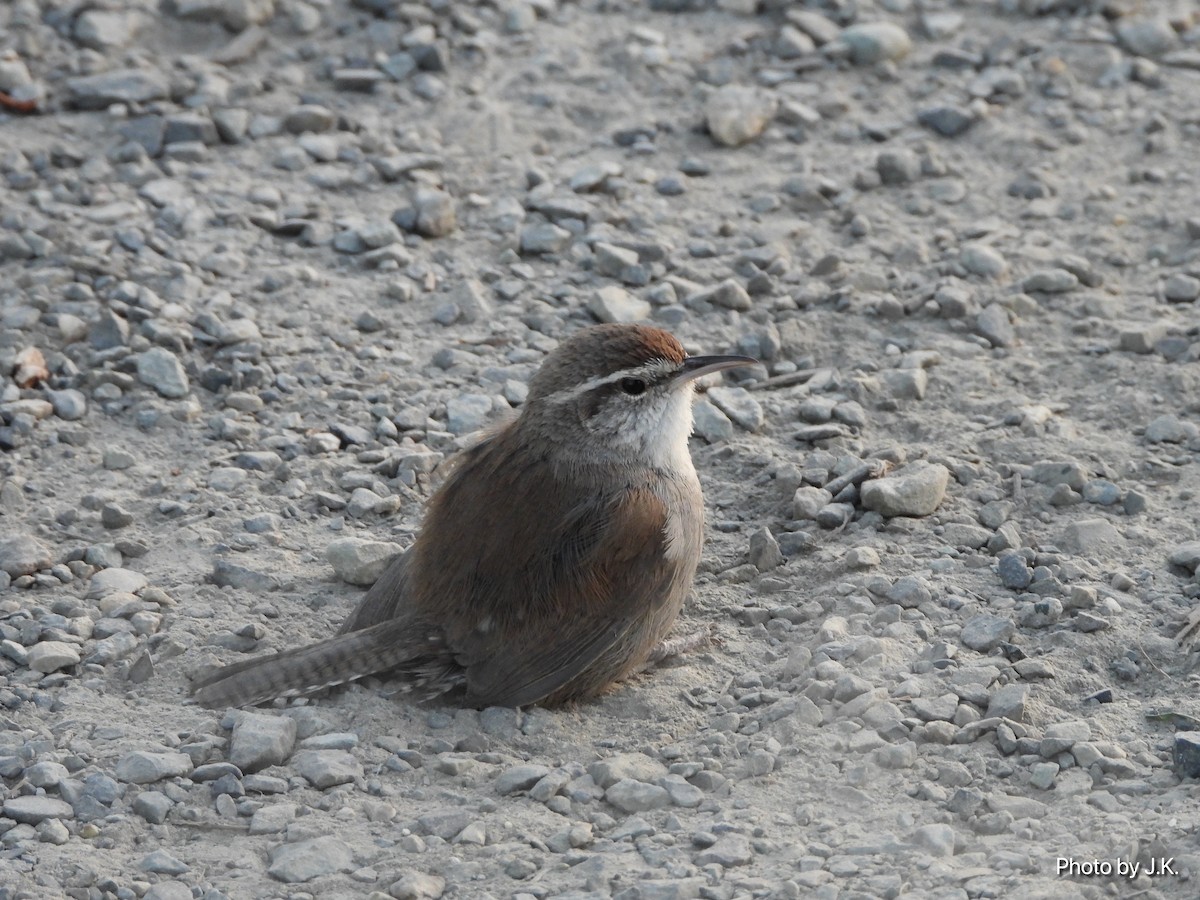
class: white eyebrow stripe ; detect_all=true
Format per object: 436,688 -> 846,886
543,359 -> 678,405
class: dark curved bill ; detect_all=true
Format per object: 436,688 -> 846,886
676,354 -> 760,383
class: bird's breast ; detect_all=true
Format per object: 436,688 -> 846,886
655,471 -> 705,567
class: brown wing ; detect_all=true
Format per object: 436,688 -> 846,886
336,547 -> 413,634
453,485 -> 696,708
333,424 -> 702,709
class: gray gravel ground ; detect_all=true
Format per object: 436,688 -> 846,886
3,0 -> 1200,897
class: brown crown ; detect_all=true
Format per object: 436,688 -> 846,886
528,325 -> 686,400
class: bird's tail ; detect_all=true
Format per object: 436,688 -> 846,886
189,620 -> 447,709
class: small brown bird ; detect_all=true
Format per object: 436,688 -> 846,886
191,324 -> 757,709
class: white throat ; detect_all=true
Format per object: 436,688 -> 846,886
608,385 -> 697,476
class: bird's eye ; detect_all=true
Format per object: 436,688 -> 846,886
619,377 -> 647,396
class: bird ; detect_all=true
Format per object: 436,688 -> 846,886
190,323 -> 758,709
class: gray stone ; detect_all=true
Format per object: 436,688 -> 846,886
589,752 -> 667,789
326,539 -> 401,586
588,285 -> 650,324
1116,17 -> 1178,58
67,68 -> 169,109
839,23 -> 912,65
208,467 -> 247,492
706,386 -> 763,432
1020,597 -> 1062,628
0,55 -> 32,93
792,486 -> 832,520
849,549 -> 888,571
1164,273 -> 1200,302
416,809 -> 471,839
211,560 -> 280,591
213,107 -> 250,143
876,149 -> 920,185
695,833 -> 753,866
660,773 -> 704,807
115,751 -> 193,784
37,817 -> 70,844
26,762 -> 69,788
860,462 -> 950,518
26,641 -> 81,673
346,488 -> 385,518
74,9 -> 142,49
1030,460 -> 1088,490
1168,541 -> 1200,572
3,796 -> 75,824
87,567 -> 148,598
691,278 -> 752,311
1119,322 -> 1169,354
911,823 -> 955,857
705,85 -> 776,147
605,778 -> 670,812
880,368 -> 928,400
918,105 -> 976,137
267,836 -> 354,883
1059,519 -> 1125,555
164,113 -> 217,146
137,347 -> 189,399
389,873 -> 447,900
960,614 -> 1014,652
442,279 -> 490,324
997,553 -> 1031,590
333,68 -> 384,92
976,304 -> 1015,348
1028,762 -> 1056,790
911,694 -> 958,722
413,187 -> 457,238
230,712 -> 297,773
748,527 -> 784,570
46,388 -> 87,420
1022,269 -> 1078,293
529,770 -> 570,802
960,243 -> 1008,278
133,791 -> 173,824
1040,720 -> 1091,757
140,849 -> 189,875
692,399 -> 734,443
520,222 -> 572,254
1145,414 -> 1194,443
887,575 -> 931,608
815,502 -> 855,529
1082,480 -> 1121,505
445,393 -> 494,434
90,310 -> 130,349
496,764 -> 551,796
0,535 -> 52,576
284,104 -> 334,133
941,523 -> 991,549
592,242 -> 641,280
985,684 -> 1028,721
1173,732 -> 1200,778
143,884 -> 192,900
249,802 -> 296,834
292,750 -> 362,789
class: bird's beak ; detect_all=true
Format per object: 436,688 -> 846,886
675,354 -> 760,383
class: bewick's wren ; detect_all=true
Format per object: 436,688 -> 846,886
191,324 -> 757,709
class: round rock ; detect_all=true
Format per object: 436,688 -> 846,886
0,535 -> 53,576
137,347 -> 190,399
839,22 -> 912,65
705,85 -> 777,147
860,462 -> 950,518
27,641 -> 81,673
